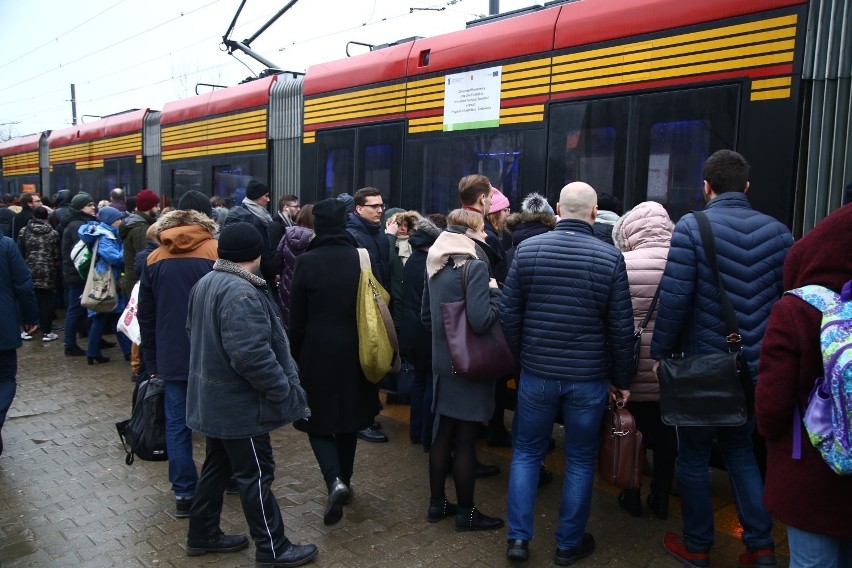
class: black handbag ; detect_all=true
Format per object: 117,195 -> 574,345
657,211 -> 754,427
632,285 -> 660,377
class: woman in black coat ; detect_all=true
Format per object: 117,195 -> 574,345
289,198 -> 381,526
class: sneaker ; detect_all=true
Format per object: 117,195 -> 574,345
738,547 -> 777,567
555,533 -> 595,566
663,532 -> 709,568
175,497 -> 193,518
42,333 -> 59,342
20,331 -> 32,340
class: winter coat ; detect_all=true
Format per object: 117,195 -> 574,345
223,203 -> 276,285
346,213 -> 391,289
186,260 -> 310,439
0,236 -> 38,350
18,220 -> 59,290
504,211 -> 556,271
60,208 -> 97,286
0,207 -> 16,238
650,192 -> 793,380
12,207 -> 34,243
500,218 -> 634,389
138,210 -> 218,380
399,217 -> 441,370
289,232 -> 381,435
421,231 -> 501,422
612,202 -> 673,401
484,219 -> 507,284
49,190 -> 72,229
756,203 -> 852,539
119,211 -> 156,290
275,225 -> 313,330
593,209 -> 619,245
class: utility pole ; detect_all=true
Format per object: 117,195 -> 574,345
70,84 -> 77,126
489,0 -> 499,15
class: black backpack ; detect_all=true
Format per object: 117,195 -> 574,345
116,377 -> 168,465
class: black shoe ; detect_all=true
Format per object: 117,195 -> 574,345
256,543 -> 318,567
538,466 -> 553,488
65,345 -> 86,357
371,421 -> 382,430
225,479 -> 239,495
100,339 -> 116,349
323,478 -> 350,525
474,462 -> 500,478
427,497 -> 458,523
455,506 -> 504,532
555,533 -> 595,566
507,539 -> 530,562
647,492 -> 669,520
356,427 -> 388,443
487,428 -> 512,448
618,489 -> 642,518
87,355 -> 110,365
186,533 -> 248,556
175,497 -> 192,518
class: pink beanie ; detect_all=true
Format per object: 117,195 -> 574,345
489,189 -> 510,214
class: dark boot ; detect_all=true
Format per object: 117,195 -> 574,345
427,497 -> 458,523
647,491 -> 669,520
323,478 -> 350,526
455,506 -> 504,532
617,488 -> 642,518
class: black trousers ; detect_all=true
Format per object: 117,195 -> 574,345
628,400 -> 677,496
307,432 -> 358,491
188,434 -> 289,559
34,288 -> 54,334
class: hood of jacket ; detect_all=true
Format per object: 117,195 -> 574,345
54,189 -> 72,208
408,216 -> 442,249
612,201 -> 674,252
25,219 -> 54,235
118,212 -> 155,239
147,209 -> 218,244
505,211 -> 557,233
595,209 -> 620,225
783,203 -> 852,291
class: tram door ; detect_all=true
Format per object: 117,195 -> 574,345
314,122 -> 404,206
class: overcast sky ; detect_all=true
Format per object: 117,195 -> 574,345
0,0 -> 534,139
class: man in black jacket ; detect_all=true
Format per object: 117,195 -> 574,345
12,193 -> 42,243
500,182 -> 634,565
60,193 -> 96,356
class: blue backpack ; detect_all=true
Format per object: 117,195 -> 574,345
786,280 -> 852,475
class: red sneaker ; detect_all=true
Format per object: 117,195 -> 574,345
663,532 -> 710,568
737,548 -> 777,567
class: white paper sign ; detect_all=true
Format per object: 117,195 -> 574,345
442,66 -> 502,132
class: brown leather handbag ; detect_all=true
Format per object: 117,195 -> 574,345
598,402 -> 643,490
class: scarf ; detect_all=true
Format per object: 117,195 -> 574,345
426,230 -> 477,278
396,235 -> 412,265
243,199 -> 273,226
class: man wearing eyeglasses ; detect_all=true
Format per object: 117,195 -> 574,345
345,187 -> 392,444
12,193 -> 42,244
269,195 -> 300,254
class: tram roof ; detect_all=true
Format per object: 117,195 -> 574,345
160,75 -> 277,126
0,133 -> 43,156
48,109 -> 148,147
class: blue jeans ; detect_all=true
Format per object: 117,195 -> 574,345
64,283 -> 85,349
86,313 -> 131,357
507,371 -> 608,549
676,419 -> 774,551
787,525 -> 852,568
0,349 -> 17,429
163,380 -> 197,498
409,366 -> 434,446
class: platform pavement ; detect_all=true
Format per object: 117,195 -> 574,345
1,336 -> 789,567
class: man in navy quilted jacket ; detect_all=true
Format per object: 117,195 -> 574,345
651,150 -> 792,568
501,182 -> 634,566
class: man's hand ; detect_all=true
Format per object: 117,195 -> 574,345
652,360 -> 660,378
609,384 -> 630,406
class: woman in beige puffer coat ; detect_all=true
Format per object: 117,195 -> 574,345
612,201 -> 676,520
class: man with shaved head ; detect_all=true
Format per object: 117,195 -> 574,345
500,181 -> 634,565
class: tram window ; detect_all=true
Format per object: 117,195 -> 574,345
213,165 -> 250,204
363,144 -> 392,195
324,148 -> 352,199
172,168 -> 202,201
104,157 -> 135,192
53,164 -> 76,194
645,120 -> 709,209
547,98 -> 629,203
420,132 -> 523,214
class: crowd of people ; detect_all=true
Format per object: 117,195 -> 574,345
0,151 -> 851,568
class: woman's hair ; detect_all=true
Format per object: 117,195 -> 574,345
97,199 -> 110,210
447,208 -> 484,232
296,203 -> 314,229
485,210 -> 507,233
209,196 -> 225,208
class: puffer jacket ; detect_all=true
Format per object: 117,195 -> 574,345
612,202 -> 673,401
500,218 -> 635,388
186,260 -> 310,439
504,211 -> 556,270
18,219 -> 59,289
275,225 -> 313,330
650,192 -> 793,380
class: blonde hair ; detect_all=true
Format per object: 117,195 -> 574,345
447,208 -> 484,232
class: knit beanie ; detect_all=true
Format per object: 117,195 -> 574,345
97,206 -> 125,226
521,192 -> 554,216
246,180 -> 269,201
135,189 -> 159,212
70,192 -> 93,211
312,198 -> 347,235
178,190 -> 213,218
336,193 -> 355,214
488,189 -> 510,214
218,222 -> 264,262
